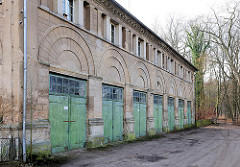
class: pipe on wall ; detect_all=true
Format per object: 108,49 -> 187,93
23,0 -> 27,163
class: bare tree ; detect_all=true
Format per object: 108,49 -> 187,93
205,1 -> 240,122
151,15 -> 191,59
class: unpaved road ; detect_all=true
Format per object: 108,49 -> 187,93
56,123 -> 240,167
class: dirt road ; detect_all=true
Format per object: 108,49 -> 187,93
56,123 -> 240,167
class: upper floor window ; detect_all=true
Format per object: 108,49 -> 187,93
84,1 -> 90,30
187,71 -> 191,81
167,57 -> 171,71
110,24 -> 115,43
122,27 -> 127,49
156,50 -> 161,67
146,43 -> 150,61
63,0 -> 73,22
132,34 -> 136,53
138,40 -> 141,57
162,54 -> 165,68
179,65 -> 183,78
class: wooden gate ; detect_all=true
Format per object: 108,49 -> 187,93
49,74 -> 87,153
187,101 -> 192,125
133,91 -> 147,138
102,85 -> 123,143
179,99 -> 184,129
153,95 -> 163,133
168,97 -> 175,131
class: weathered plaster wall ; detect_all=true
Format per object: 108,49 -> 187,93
0,0 -> 23,138
0,0 -> 196,151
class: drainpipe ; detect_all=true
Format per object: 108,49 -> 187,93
194,72 -> 198,127
23,0 -> 27,163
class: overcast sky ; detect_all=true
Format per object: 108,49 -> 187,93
115,0 -> 233,29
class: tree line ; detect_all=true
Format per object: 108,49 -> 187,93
152,1 -> 240,122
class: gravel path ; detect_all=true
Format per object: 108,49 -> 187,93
55,123 -> 240,167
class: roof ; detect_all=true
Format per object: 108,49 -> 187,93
111,0 -> 198,72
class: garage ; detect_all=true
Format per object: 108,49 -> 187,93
49,74 -> 87,153
102,85 -> 124,143
179,99 -> 184,129
133,91 -> 147,138
153,95 -> 163,133
187,101 -> 192,124
168,97 -> 175,131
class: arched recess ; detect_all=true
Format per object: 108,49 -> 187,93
185,83 -> 193,99
178,81 -> 185,98
155,70 -> 165,93
98,48 -> 130,84
131,61 -> 151,89
38,25 -> 95,75
167,77 -> 177,96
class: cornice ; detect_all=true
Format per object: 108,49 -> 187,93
93,0 -> 173,56
93,0 -> 198,72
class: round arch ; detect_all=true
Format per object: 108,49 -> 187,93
155,70 -> 165,93
178,81 -> 185,98
167,77 -> 177,96
38,25 -> 95,75
131,61 -> 151,89
98,48 -> 130,84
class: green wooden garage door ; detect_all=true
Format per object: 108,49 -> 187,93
49,74 -> 87,153
102,85 -> 123,143
187,101 -> 192,125
179,99 -> 184,129
168,97 -> 175,131
154,95 -> 163,133
133,91 -> 147,138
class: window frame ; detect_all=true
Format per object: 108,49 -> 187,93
63,0 -> 74,22
110,23 -> 115,44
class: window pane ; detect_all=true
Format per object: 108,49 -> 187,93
75,88 -> 80,95
63,78 -> 68,87
63,0 -> 66,13
57,78 -> 62,86
57,86 -> 62,93
50,76 -> 56,84
63,87 -> 68,94
52,85 -> 57,93
75,81 -> 80,88
69,80 -> 75,87
69,87 -> 74,95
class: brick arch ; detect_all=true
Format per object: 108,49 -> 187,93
98,48 -> 130,84
131,61 -> 151,89
38,25 -> 95,75
167,77 -> 177,96
155,70 -> 165,93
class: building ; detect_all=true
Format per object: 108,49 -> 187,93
0,0 -> 197,159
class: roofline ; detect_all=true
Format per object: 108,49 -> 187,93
111,0 -> 198,72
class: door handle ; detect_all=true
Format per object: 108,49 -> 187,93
63,121 -> 69,122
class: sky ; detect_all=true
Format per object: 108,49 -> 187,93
115,0 -> 233,29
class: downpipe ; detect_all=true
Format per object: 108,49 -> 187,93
23,0 -> 27,163
194,72 -> 198,127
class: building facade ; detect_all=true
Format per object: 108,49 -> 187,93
0,0 -> 197,158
